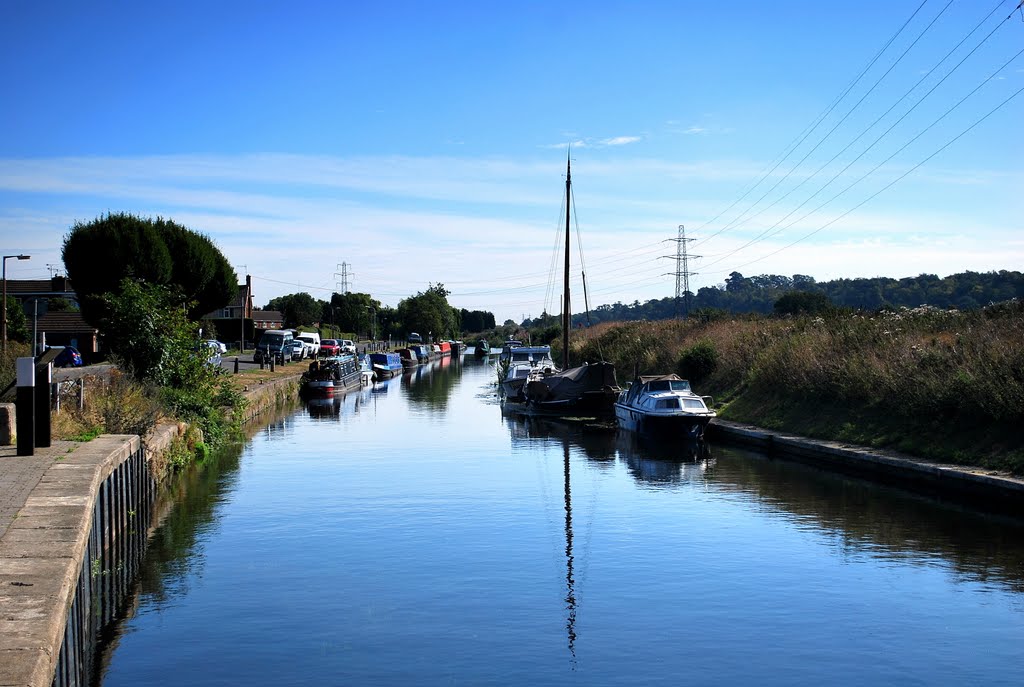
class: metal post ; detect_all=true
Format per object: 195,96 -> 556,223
15,357 -> 34,456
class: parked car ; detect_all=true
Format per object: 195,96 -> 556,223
408,332 -> 423,343
52,346 -> 83,368
286,339 -> 307,361
296,332 -> 321,357
205,339 -> 228,354
340,339 -> 356,354
320,339 -> 342,356
253,330 -> 293,364
197,340 -> 222,369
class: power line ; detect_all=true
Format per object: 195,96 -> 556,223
702,5 -> 1022,273
691,0 -> 933,244
730,81 -> 1024,272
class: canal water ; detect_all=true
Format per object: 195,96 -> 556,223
96,355 -> 1024,686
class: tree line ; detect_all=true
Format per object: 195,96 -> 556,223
526,270 -> 1024,327
266,284 -> 496,340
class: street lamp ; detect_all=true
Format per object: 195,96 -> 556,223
2,254 -> 30,353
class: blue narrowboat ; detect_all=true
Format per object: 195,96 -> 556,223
369,352 -> 404,378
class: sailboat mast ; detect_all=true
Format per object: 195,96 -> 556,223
563,154 -> 571,370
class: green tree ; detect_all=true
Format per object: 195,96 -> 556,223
774,291 -> 833,316
396,283 -> 457,340
265,293 -> 324,328
3,296 -> 29,343
101,279 -> 241,450
102,280 -> 201,385
459,308 -> 495,334
62,212 -> 236,327
328,292 -> 380,336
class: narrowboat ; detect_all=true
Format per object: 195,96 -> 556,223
369,352 -> 404,378
299,354 -> 362,398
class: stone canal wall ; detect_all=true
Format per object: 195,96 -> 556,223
708,419 -> 1024,517
0,432 -> 160,686
0,374 -> 303,687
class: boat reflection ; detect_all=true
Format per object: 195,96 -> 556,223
504,411 -> 1024,594
617,431 -> 716,485
503,413 -> 617,464
304,396 -> 342,419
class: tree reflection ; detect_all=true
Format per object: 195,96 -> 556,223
401,356 -> 462,410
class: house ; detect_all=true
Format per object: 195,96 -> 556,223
251,310 -> 285,330
3,276 -> 100,355
201,274 -> 256,348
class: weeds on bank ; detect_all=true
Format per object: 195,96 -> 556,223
571,301 -> 1024,473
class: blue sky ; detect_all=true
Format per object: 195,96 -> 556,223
1,1 -> 1021,324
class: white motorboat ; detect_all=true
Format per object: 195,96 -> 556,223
614,374 -> 716,438
498,343 -> 556,401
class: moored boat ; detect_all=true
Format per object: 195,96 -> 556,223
474,339 -> 491,357
523,361 -> 619,416
614,374 -> 716,438
504,154 -> 620,415
369,351 -> 404,378
499,344 -> 556,401
398,347 -> 420,369
300,354 -> 363,398
359,354 -> 373,385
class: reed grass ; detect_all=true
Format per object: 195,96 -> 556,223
571,301 -> 1024,474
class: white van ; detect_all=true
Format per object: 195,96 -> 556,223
296,331 -> 321,357
254,330 -> 294,364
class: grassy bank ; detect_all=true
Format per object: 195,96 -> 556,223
570,301 -> 1024,475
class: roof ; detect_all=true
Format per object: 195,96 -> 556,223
37,311 -> 97,334
5,277 -> 75,297
252,310 -> 284,322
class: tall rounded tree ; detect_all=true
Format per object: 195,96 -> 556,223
62,212 -> 237,328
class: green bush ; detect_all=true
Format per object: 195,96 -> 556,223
677,340 -> 719,384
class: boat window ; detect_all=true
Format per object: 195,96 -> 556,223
648,381 -> 670,392
655,399 -> 680,409
669,380 -> 692,391
682,398 -> 707,410
512,352 -> 529,361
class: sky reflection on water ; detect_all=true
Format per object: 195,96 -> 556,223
98,356 -> 1024,686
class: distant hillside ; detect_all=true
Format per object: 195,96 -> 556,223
548,270 -> 1024,327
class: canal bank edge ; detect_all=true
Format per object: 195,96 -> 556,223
0,372 -> 304,687
708,419 -> 1024,516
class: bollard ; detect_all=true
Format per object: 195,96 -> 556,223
15,357 -> 34,456
77,378 -> 85,411
270,356 -> 275,372
234,357 -> 239,373
34,360 -> 51,448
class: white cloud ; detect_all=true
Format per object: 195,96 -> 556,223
600,136 -> 641,146
0,150 -> 1019,322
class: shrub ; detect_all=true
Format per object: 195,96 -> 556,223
678,340 -> 719,384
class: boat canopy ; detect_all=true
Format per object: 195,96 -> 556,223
525,361 -> 618,405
